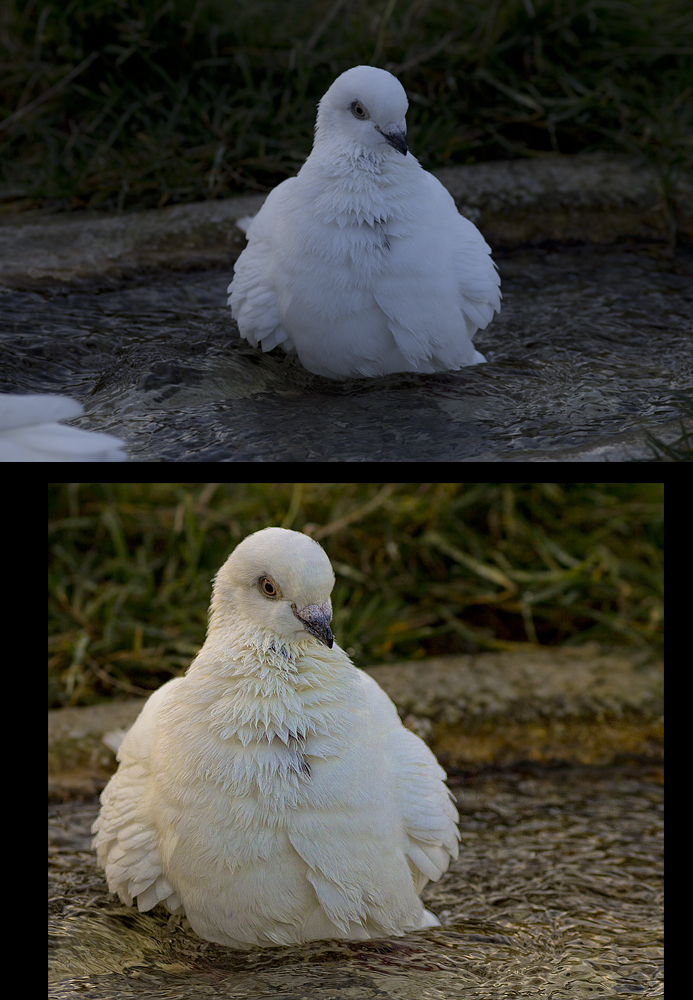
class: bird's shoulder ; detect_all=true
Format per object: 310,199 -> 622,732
348,666 -> 402,727
245,176 -> 300,240
114,676 -> 188,763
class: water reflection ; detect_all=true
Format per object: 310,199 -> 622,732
2,244 -> 692,460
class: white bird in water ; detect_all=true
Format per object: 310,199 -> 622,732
228,65 -> 501,379
93,527 -> 459,948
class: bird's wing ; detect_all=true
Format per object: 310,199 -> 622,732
385,722 -> 460,892
419,169 -> 501,330
369,165 -> 501,367
91,683 -> 185,914
359,671 -> 460,891
228,180 -> 297,353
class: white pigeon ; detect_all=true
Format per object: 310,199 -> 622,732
228,65 -> 500,379
93,527 -> 459,949
0,394 -> 126,462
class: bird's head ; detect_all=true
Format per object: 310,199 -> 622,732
314,65 -> 408,158
210,527 -> 335,652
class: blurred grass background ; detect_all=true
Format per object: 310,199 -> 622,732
48,482 -> 663,708
3,0 -> 691,214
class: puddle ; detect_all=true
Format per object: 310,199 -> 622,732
3,243 -> 692,461
49,764 -> 663,999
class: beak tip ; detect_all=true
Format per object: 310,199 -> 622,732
293,602 -> 334,648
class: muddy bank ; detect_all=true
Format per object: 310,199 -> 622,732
2,154 -> 690,289
49,644 -> 663,800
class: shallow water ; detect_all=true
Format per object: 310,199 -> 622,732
49,764 -> 662,998
3,243 -> 691,461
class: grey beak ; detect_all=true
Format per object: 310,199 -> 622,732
376,120 -> 408,156
293,600 -> 334,648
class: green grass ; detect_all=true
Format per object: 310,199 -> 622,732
643,392 -> 693,460
48,482 -> 663,708
3,0 -> 692,213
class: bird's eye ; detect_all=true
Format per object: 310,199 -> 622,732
258,576 -> 280,599
351,101 -> 369,120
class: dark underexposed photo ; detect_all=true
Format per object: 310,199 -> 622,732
2,1 -> 692,462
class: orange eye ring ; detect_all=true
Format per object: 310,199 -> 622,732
259,576 -> 279,598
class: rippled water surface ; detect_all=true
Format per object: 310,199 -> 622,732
2,243 -> 691,460
49,764 -> 663,998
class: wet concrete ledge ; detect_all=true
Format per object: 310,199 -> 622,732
48,644 -> 663,800
4,153 -> 691,288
